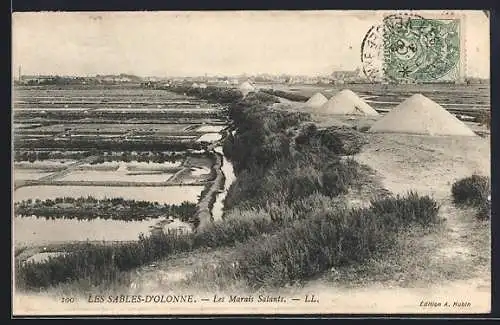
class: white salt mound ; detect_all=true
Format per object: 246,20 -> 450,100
317,89 -> 379,116
305,92 -> 328,108
25,252 -> 65,264
238,81 -> 256,96
369,94 -> 476,136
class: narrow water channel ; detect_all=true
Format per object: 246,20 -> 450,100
211,145 -> 236,221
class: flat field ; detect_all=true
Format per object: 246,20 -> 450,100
257,83 -> 490,110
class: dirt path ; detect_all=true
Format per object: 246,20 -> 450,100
128,246 -> 234,293
354,133 -> 490,259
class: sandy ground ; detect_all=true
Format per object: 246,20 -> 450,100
13,132 -> 491,316
355,133 -> 490,196
346,132 -> 491,312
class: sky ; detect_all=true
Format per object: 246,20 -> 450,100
12,10 -> 490,78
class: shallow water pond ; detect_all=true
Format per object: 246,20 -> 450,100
14,170 -> 54,181
14,216 -> 175,246
57,170 -> 174,183
197,133 -> 222,143
14,216 -> 158,245
196,125 -> 226,133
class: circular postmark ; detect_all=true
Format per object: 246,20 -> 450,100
361,13 -> 460,83
360,24 -> 385,82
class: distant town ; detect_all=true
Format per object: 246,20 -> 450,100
13,68 -> 489,86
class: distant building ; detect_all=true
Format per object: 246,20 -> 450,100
100,76 -> 132,83
465,77 -> 488,85
95,74 -> 141,84
144,76 -> 163,82
316,78 -> 332,85
19,75 -> 57,85
331,68 -> 363,83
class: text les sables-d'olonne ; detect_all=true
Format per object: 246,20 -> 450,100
86,294 -> 320,304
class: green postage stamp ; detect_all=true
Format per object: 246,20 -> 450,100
361,12 -> 465,83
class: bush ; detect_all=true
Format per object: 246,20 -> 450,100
223,156 -> 363,210
193,210 -> 277,247
369,191 -> 441,226
295,125 -> 366,156
260,89 -> 309,102
322,158 -> 361,197
213,192 -> 441,288
244,91 -> 280,104
451,175 -> 490,207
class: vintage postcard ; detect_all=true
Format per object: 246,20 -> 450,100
11,10 -> 491,316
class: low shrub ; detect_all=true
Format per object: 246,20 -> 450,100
321,158 -> 362,197
318,127 -> 366,156
244,91 -> 280,104
451,175 -> 490,207
213,192 -> 441,288
369,191 -> 441,226
295,125 -> 366,156
193,210 -> 276,247
224,156 -> 363,210
260,89 -> 309,102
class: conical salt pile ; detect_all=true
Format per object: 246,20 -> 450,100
369,94 -> 476,136
305,92 -> 328,108
238,81 -> 256,96
317,89 -> 379,116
